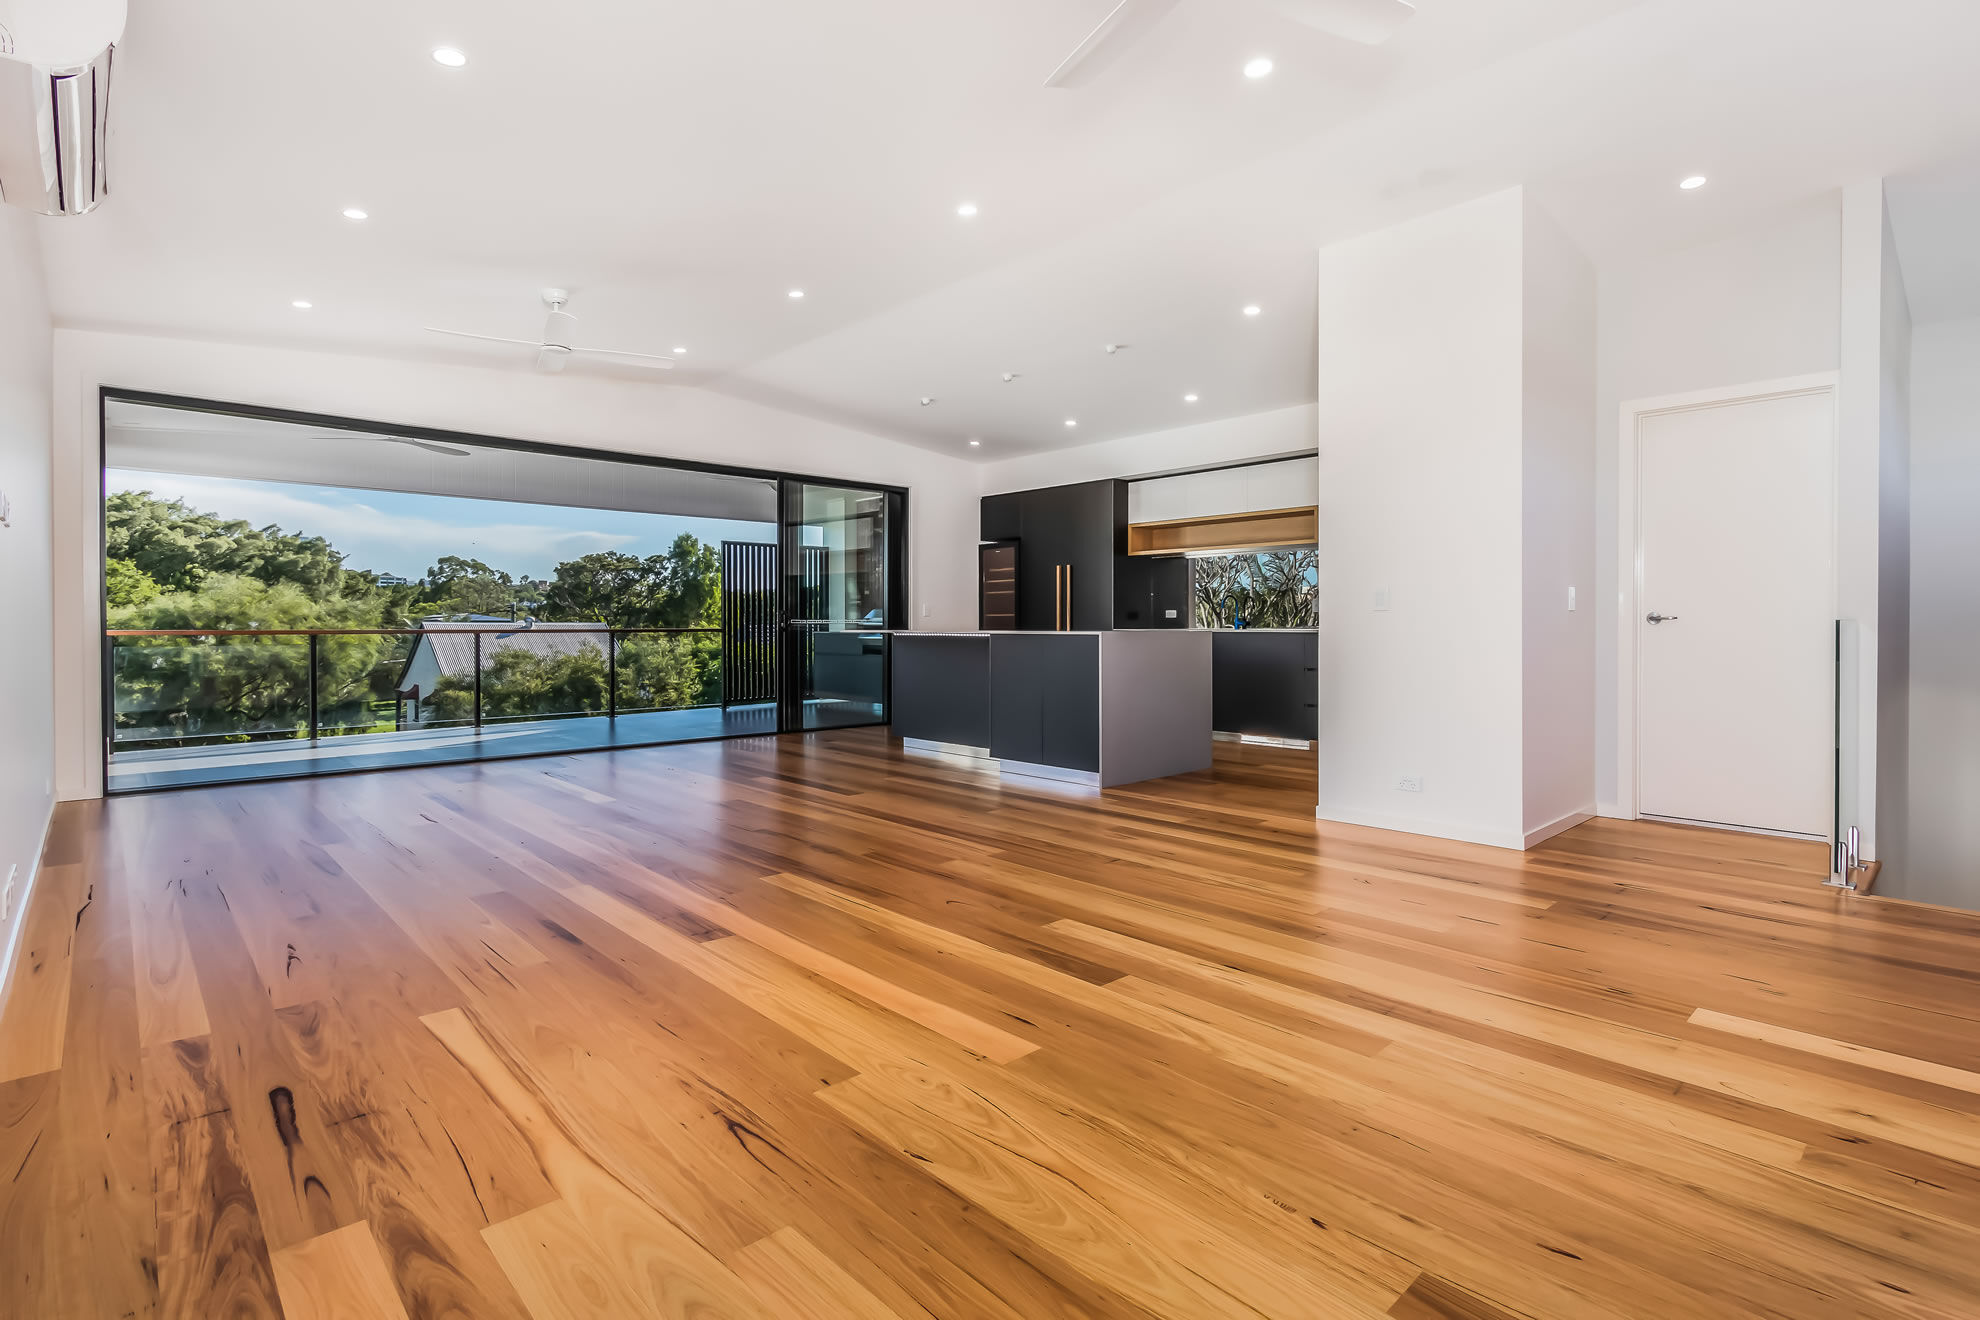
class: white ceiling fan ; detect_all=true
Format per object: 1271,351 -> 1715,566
1045,0 -> 1416,88
425,288 -> 676,374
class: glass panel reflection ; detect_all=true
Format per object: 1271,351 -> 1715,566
791,484 -> 890,731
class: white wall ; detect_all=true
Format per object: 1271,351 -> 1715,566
1904,317 -> 1980,907
0,209 -> 56,994
980,404 -> 1315,494
1594,196 -> 1843,815
1314,189 -> 1529,846
50,330 -> 982,801
1874,200 -> 1913,885
1520,202 -> 1599,843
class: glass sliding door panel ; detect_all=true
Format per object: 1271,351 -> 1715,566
784,483 -> 894,731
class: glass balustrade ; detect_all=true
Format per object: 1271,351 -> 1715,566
104,625 -> 761,792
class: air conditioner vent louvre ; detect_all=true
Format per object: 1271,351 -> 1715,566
0,41 -> 112,215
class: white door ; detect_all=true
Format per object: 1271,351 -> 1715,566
1636,389 -> 1834,836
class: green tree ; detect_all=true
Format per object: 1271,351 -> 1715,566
615,632 -> 719,708
109,574 -> 396,746
423,642 -> 610,724
650,534 -> 720,627
106,490 -> 345,598
422,632 -> 719,724
424,555 -> 519,617
537,535 -> 721,629
104,558 -> 161,609
540,551 -> 661,626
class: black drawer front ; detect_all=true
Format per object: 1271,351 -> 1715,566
891,636 -> 992,747
1212,632 -> 1318,741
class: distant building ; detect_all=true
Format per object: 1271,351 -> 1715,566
376,574 -> 411,587
395,620 -> 612,726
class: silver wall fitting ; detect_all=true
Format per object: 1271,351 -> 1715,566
0,43 -> 114,215
1827,824 -> 1868,891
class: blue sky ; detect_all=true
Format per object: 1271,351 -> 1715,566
110,469 -> 776,583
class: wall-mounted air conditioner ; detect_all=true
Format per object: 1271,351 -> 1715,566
0,0 -> 125,215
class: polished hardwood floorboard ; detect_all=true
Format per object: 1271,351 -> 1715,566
4,729 -> 1980,1318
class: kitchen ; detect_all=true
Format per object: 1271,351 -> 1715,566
891,455 -> 1317,787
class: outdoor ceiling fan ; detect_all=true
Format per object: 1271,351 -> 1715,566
425,288 -> 677,374
1045,0 -> 1415,87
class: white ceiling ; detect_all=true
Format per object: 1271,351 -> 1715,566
34,0 -> 1980,458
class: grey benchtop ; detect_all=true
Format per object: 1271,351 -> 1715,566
889,629 -> 1310,637
886,629 -> 1105,638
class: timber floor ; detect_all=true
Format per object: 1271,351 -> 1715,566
4,728 -> 1979,1319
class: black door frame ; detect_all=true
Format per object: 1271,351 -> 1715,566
775,479 -> 907,733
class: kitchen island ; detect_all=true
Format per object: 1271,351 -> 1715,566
890,630 -> 1210,787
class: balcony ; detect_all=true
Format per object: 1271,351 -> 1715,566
104,624 -> 794,791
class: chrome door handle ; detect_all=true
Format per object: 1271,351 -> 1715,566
1645,612 -> 1678,624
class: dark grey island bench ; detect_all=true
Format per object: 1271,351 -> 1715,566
889,630 -> 1211,788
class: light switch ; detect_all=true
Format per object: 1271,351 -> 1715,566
1568,586 -> 1576,612
1373,587 -> 1391,612
1164,609 -> 1177,619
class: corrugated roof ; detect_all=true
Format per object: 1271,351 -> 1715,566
418,622 -> 614,679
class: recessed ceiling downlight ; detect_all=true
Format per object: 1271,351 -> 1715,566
672,346 -> 687,355
292,299 -> 313,309
788,288 -> 805,299
1065,419 -> 1078,428
968,439 -> 981,447
1244,57 -> 1274,79
432,46 -> 468,68
1680,175 -> 1708,190
956,202 -> 979,218
341,207 -> 368,221
1242,304 -> 1262,317
1184,393 -> 1199,403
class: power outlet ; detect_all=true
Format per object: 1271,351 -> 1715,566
1396,775 -> 1423,794
1,864 -> 15,921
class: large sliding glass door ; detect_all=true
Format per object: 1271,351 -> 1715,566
99,389 -> 907,791
779,482 -> 902,731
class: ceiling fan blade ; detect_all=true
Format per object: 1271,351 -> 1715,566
543,308 -> 579,347
1044,0 -> 1182,88
1266,0 -> 1416,45
536,345 -> 572,373
425,327 -> 544,348
568,345 -> 677,368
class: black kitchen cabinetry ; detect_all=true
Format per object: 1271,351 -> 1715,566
1211,630 -> 1319,742
979,492 -> 1023,543
980,479 -> 1127,631
892,634 -> 993,747
987,633 -> 1100,770
1114,555 -> 1191,629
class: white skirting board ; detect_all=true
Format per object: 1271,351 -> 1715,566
0,797 -> 58,1012
1315,804 -> 1596,852
1523,809 -> 1595,849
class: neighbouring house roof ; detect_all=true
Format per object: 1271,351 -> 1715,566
400,621 -> 613,691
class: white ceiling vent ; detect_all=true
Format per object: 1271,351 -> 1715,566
0,0 -> 125,215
